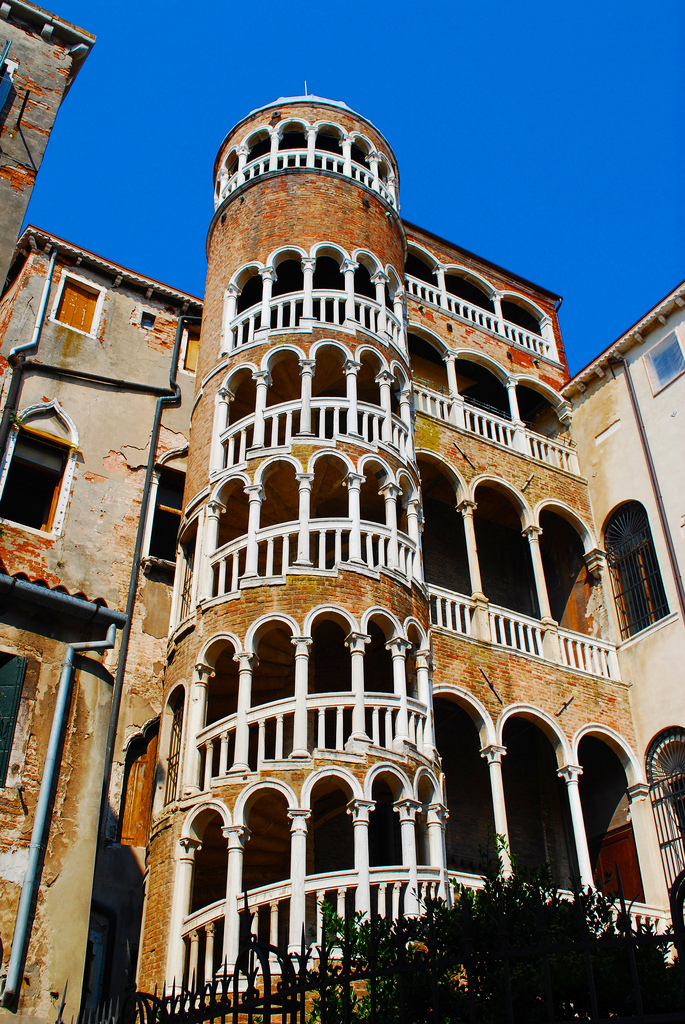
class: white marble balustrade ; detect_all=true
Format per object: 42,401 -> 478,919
488,604 -> 545,658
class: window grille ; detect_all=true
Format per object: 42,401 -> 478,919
178,536 -> 196,621
605,501 -> 669,638
164,696 -> 184,805
646,727 -> 685,887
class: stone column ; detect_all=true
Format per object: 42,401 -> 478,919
627,782 -> 670,908
237,143 -> 248,183
344,358 -> 361,436
557,764 -> 594,889
368,150 -> 380,192
346,472 -> 365,563
222,283 -> 240,353
251,370 -> 271,449
405,498 -> 423,581
394,799 -> 421,915
415,648 -> 435,757
298,358 -> 316,436
302,257 -> 315,323
398,387 -> 413,460
372,271 -> 388,334
386,637 -> 411,746
288,809 -> 311,952
523,525 -> 560,660
222,825 -> 249,968
427,803 -> 449,899
376,370 -> 394,444
343,258 -> 357,324
380,482 -> 401,569
268,127 -> 280,170
232,652 -> 255,773
444,352 -> 465,428
199,500 -> 225,601
243,483 -> 264,577
166,837 -> 201,986
306,126 -> 317,167
480,744 -> 513,876
295,473 -> 314,566
211,387 -> 234,472
345,632 -> 370,739
259,267 -> 276,330
182,663 -> 214,796
341,134 -> 353,176
506,378 -> 527,453
491,292 -> 504,328
348,799 -> 375,915
434,267 -> 447,307
290,637 -> 312,758
457,499 -> 490,640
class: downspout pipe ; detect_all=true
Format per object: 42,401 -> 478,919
1,616 -> 126,1009
95,315 -> 200,847
614,355 -> 685,623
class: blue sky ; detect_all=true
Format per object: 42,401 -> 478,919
24,0 -> 684,374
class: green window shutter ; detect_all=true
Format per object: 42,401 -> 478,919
0,654 -> 27,786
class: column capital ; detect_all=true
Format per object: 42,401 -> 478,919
379,482 -> 402,501
179,837 -> 202,858
583,548 -> 606,577
371,270 -> 389,286
194,662 -> 216,683
427,802 -> 449,825
345,631 -> 370,653
226,281 -> 240,297
375,369 -> 394,385
344,358 -> 362,374
627,782 -> 651,802
385,636 -> 412,657
456,498 -> 477,517
252,369 -> 271,385
393,798 -> 422,822
295,472 -> 315,488
298,358 -> 316,375
505,377 -> 518,390
415,647 -> 433,671
206,499 -> 226,518
301,256 -> 316,272
233,651 -> 257,671
218,387 -> 235,402
341,258 -> 358,273
305,124 -> 318,138
557,763 -> 583,784
291,636 -> 313,656
522,524 -> 543,541
480,743 -> 507,764
244,483 -> 264,501
345,471 -> 365,490
236,143 -> 249,156
347,798 -> 375,824
287,808 -> 311,833
222,824 -> 250,849
259,266 -> 277,283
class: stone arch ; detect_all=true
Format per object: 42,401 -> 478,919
430,684 -> 496,747
533,500 -> 596,551
363,762 -> 412,801
572,724 -> 643,787
301,765 -> 363,810
244,612 -> 301,653
413,766 -> 440,803
181,799 -> 232,840
497,704 -> 572,766
233,778 -> 298,827
265,244 -> 308,271
302,603 -> 358,638
469,475 -> 533,526
198,631 -> 244,667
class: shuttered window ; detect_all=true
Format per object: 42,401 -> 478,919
183,325 -> 201,373
0,654 -> 27,786
56,280 -> 99,334
120,727 -> 159,846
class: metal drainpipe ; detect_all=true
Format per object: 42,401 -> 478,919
1,618 -> 126,1008
614,355 -> 685,622
94,314 -> 200,847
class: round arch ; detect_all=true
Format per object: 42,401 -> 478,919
468,474 -> 533,527
233,779 -> 298,827
180,799 -> 232,839
534,499 -> 597,551
363,762 -> 412,801
301,766 -> 363,808
431,684 -> 496,747
572,724 -> 643,786
302,603 -> 359,637
497,704 -> 572,766
244,612 -> 301,653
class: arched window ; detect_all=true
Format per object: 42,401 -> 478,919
119,724 -> 159,846
164,691 -> 184,804
646,728 -> 685,887
605,502 -> 669,638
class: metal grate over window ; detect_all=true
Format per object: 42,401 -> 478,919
605,501 -> 669,639
646,728 -> 685,887
164,695 -> 184,805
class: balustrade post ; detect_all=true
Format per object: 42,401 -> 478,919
343,258 -> 357,324
291,637 -> 312,758
372,270 -> 388,334
222,825 -> 249,968
394,799 -> 421,915
204,921 -> 215,983
415,648 -> 435,757
166,837 -> 202,986
268,127 -> 280,171
375,369 -> 394,444
295,473 -> 314,565
251,370 -> 271,449
457,499 -> 490,640
540,315 -> 556,357
231,652 -> 255,772
557,764 -> 594,889
211,387 -> 234,472
386,636 -> 412,747
405,498 -> 423,581
427,803 -> 449,899
301,257 -> 315,324
222,283 -> 240,353
341,134 -> 353,176
480,744 -> 513,876
306,125 -> 317,167
348,799 -> 375,915
182,663 -> 214,796
345,631 -> 370,739
199,500 -> 225,602
287,809 -> 311,952
398,387 -> 413,459
344,358 -> 361,436
627,782 -> 670,908
345,472 -> 365,564
380,482 -> 401,569
298,358 -> 316,435
243,483 -> 264,577
259,267 -> 277,331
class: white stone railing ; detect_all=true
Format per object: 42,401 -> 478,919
228,291 -> 403,352
429,586 -> 475,637
557,628 -> 619,680
218,149 -> 396,207
413,382 -> 579,474
220,398 -> 408,469
210,518 -> 418,596
405,274 -> 556,360
488,604 -> 545,658
196,693 -> 428,780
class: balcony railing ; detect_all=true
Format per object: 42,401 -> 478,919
428,586 -> 620,680
228,290 -> 403,352
413,382 -> 579,474
405,273 -> 556,361
220,399 -> 408,468
196,693 -> 428,782
218,149 -> 396,207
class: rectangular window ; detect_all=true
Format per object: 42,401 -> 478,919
0,654 -> 27,786
55,279 -> 99,334
0,431 -> 68,531
646,331 -> 685,393
141,311 -> 156,329
179,534 -> 196,621
165,697 -> 184,804
149,468 -> 185,562
183,325 -> 201,373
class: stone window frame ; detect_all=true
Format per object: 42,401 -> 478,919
49,268 -> 107,339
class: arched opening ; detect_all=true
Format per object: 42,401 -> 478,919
163,686 -> 185,805
415,774 -> 436,866
604,501 -> 669,639
502,299 -> 542,336
119,723 -> 159,847
369,777 -> 402,867
217,478 -> 249,550
272,257 -> 304,297
185,811 -> 227,981
434,699 -> 494,872
357,350 -> 383,408
278,125 -> 306,150
646,728 -> 685,888
516,385 -> 561,436
205,642 -> 239,727
311,454 -> 348,519
418,458 -> 470,597
243,790 -> 291,945
236,272 -> 263,314
224,151 -> 238,178
456,359 -> 509,418
316,128 -> 342,154
578,735 -> 643,901
310,617 -> 351,695
354,262 -> 376,300
350,138 -> 370,168
313,254 -> 345,291
252,625 -> 295,708
364,618 -> 393,696
502,717 -> 575,887
260,461 -> 299,530
445,273 -> 494,314
359,459 -> 387,527
266,349 -> 301,409
474,485 -> 538,616
227,367 -> 257,425
307,779 -> 355,875
247,132 -> 270,162
312,345 -> 346,401
539,510 -> 594,632
408,333 -> 448,393
405,251 -> 435,285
